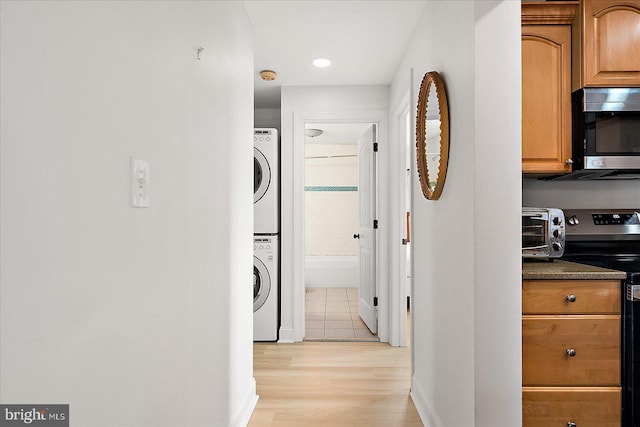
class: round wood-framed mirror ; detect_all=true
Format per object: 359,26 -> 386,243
416,71 -> 449,200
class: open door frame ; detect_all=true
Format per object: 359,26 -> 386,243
389,91 -> 412,348
288,109 -> 391,343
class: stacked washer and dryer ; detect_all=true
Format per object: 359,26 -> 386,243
253,128 -> 279,341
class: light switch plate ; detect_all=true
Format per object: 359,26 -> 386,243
131,157 -> 149,208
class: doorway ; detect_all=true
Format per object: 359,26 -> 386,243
287,108 -> 393,344
303,122 -> 378,341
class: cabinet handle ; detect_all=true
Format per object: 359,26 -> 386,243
565,158 -> 574,165
566,348 -> 577,357
567,422 -> 577,427
566,294 -> 577,303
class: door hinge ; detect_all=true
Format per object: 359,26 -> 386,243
373,142 -> 378,152
373,219 -> 378,229
373,296 -> 378,307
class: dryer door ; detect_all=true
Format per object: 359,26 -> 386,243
254,256 -> 271,312
254,148 -> 271,203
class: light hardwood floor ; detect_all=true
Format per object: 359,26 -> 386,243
248,341 -> 422,427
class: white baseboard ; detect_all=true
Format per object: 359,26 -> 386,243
278,327 -> 295,343
305,256 -> 358,287
230,377 -> 258,427
410,374 -> 442,427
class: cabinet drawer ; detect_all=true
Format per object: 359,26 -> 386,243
523,386 -> 621,427
522,280 -> 620,314
523,316 -> 620,386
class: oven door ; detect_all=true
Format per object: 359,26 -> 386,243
522,214 -> 551,256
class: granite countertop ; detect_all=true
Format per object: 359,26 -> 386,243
522,259 -> 627,280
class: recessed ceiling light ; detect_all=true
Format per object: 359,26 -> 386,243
312,58 -> 331,68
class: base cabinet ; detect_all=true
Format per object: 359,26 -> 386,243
522,279 -> 621,426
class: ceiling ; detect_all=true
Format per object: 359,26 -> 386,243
244,1 -> 427,108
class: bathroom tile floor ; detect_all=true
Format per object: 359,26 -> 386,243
304,287 -> 379,341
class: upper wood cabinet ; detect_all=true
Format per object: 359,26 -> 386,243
572,0 -> 640,90
522,2 -> 577,174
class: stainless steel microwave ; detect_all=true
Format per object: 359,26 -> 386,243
572,88 -> 640,172
522,207 -> 565,259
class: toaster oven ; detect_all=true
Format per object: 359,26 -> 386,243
522,207 -> 565,258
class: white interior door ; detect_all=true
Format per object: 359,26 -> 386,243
357,124 -> 377,333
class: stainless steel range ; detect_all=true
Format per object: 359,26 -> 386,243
562,209 -> 640,427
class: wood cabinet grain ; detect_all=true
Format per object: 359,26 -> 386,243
522,2 -> 576,174
572,0 -> 640,89
522,279 -> 620,314
522,278 -> 621,426
523,315 -> 620,386
523,387 -> 621,427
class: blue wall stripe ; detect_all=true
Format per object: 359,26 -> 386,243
305,186 -> 358,192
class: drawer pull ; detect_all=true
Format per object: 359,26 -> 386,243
566,348 -> 577,357
567,422 -> 577,427
566,294 -> 577,303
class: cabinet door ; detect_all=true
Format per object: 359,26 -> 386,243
522,25 -> 573,174
522,315 -> 620,386
523,387 -> 621,427
579,0 -> 640,87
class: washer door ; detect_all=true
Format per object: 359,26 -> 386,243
254,256 -> 271,312
254,148 -> 271,203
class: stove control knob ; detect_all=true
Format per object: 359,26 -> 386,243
553,216 -> 562,225
567,215 -> 579,226
553,230 -> 560,238
552,242 -> 563,252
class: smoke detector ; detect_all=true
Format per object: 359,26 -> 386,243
259,70 -> 277,81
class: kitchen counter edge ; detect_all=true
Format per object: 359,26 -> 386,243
522,259 -> 627,280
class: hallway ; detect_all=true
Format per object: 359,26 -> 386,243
248,341 -> 422,427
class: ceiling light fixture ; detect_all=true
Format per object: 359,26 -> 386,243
304,128 -> 323,138
312,58 -> 331,68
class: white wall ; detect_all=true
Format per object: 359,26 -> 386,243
304,144 -> 359,288
389,1 -> 521,426
0,2 -> 256,426
255,108 -> 281,134
279,85 -> 389,342
523,178 -> 640,208
305,144 -> 358,256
